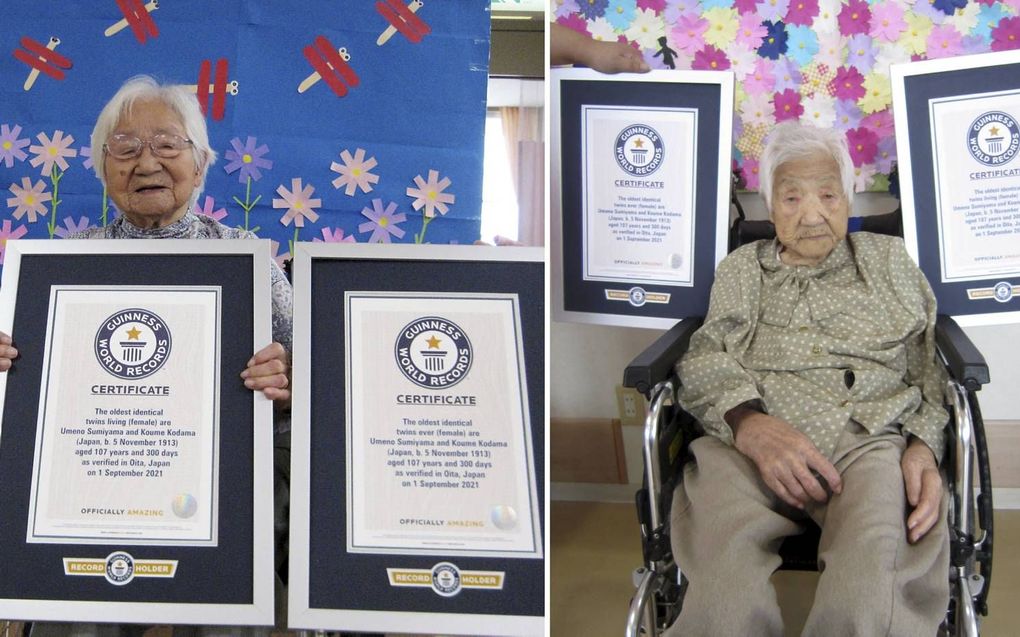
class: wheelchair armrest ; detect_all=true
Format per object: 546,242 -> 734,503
623,317 -> 704,397
935,314 -> 989,391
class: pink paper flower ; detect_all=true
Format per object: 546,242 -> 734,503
672,14 -> 709,53
195,195 -> 228,222
0,124 -> 31,168
406,170 -> 456,218
692,45 -> 730,70
269,240 -> 290,269
831,66 -> 866,101
313,227 -> 357,243
869,1 -> 906,41
743,58 -> 776,96
733,0 -> 758,13
273,178 -> 322,227
637,0 -> 666,11
6,177 -> 51,223
0,220 -> 28,264
837,0 -> 871,36
785,0 -> 819,26
331,148 -> 380,196
742,158 -> 761,190
846,127 -> 879,166
991,16 -> 1020,51
773,89 -> 803,122
926,24 -> 965,58
736,13 -> 767,48
861,110 -> 894,138
28,130 -> 77,177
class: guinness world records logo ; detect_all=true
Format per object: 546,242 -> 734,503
394,316 -> 473,389
968,111 -> 1020,166
431,562 -> 462,597
94,308 -> 172,380
105,551 -> 135,586
615,124 -> 665,176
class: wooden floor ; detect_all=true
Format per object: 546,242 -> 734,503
551,501 -> 1019,637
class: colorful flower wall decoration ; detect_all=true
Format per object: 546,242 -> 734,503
0,1 -> 490,268
555,0 -> 1020,192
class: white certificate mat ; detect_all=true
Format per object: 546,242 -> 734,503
345,292 -> 540,558
581,105 -> 697,287
27,286 -> 221,546
930,90 -> 1020,283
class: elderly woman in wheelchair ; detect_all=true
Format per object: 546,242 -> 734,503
625,122 -> 993,637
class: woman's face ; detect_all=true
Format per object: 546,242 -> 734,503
769,152 -> 849,266
103,99 -> 203,229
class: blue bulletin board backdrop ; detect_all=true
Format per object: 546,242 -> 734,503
1,1 -> 490,271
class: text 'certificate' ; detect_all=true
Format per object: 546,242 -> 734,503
27,286 -> 221,545
345,292 -> 541,559
582,105 -> 698,287
930,90 -> 1020,282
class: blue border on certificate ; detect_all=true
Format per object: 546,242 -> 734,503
0,254 -> 255,605
901,63 -> 1020,318
580,105 -> 699,287
343,293 -> 540,557
27,286 -> 221,545
307,257 -> 544,617
560,78 -> 723,320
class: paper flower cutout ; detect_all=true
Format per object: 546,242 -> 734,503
727,44 -> 758,79
815,32 -> 843,69
932,0 -> 967,16
832,66 -> 866,101
742,158 -> 761,190
588,17 -> 618,41
900,13 -> 934,55
703,8 -> 739,49
638,0 -> 667,10
406,170 -> 456,218
273,178 -> 321,227
269,240 -> 290,269
0,124 -> 30,168
758,21 -> 789,59
846,34 -> 877,74
756,0 -> 790,24
773,57 -> 801,92
331,148 -> 380,196
774,89 -> 803,121
626,8 -> 665,49
224,136 -> 273,183
744,58 -> 776,96
853,163 -> 877,193
786,0 -> 819,26
736,14 -> 768,49
673,15 -> 710,53
859,72 -> 891,114
0,220 -> 28,264
7,177 -> 51,222
874,136 -> 898,173
28,131 -> 77,177
740,93 -> 775,126
359,199 -> 407,243
991,16 -> 1020,50
786,25 -> 819,67
195,195 -> 228,222
926,24 -> 965,57
606,0 -> 638,30
801,94 -> 837,128
79,145 -> 94,170
835,99 -> 864,131
313,227 -> 357,243
847,127 -> 879,166
579,0 -> 610,20
693,45 -> 730,70
870,1 -> 907,41
838,0 -> 872,36
975,5 -> 1008,41
53,216 -> 93,238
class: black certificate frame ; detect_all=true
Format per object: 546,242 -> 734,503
288,243 -> 544,636
552,68 -> 734,329
0,240 -> 275,625
891,50 -> 1020,326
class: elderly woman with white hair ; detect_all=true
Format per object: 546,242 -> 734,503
666,122 -> 950,636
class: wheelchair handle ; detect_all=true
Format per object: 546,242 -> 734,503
643,380 -> 675,533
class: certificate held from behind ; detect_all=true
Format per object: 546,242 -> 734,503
27,286 -> 221,546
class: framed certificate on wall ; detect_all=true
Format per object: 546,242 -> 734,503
552,68 -> 734,329
892,50 -> 1020,326
289,244 -> 544,636
0,240 -> 274,625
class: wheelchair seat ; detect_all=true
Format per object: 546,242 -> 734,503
623,214 -> 994,637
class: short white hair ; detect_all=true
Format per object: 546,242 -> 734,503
90,75 -> 217,208
759,122 -> 855,211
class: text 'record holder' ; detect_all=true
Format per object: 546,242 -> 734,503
892,50 -> 1020,326
552,68 -> 734,329
0,240 -> 274,625
288,244 -> 544,636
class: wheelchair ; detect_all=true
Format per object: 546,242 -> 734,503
622,211 -> 994,637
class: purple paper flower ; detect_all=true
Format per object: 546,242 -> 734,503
0,220 -> 28,264
834,100 -> 864,132
991,16 -> 1020,51
313,227 -> 358,243
846,127 -> 879,166
874,136 -> 897,173
927,24 -> 965,57
773,57 -> 801,91
756,0 -> 790,22
774,89 -> 803,121
0,124 -> 31,168
758,20 -> 788,59
861,110 -> 894,138
846,34 -> 876,74
79,145 -> 94,170
359,199 -> 407,243
912,0 -> 948,24
554,0 -> 581,18
785,0 -> 818,25
195,195 -> 228,222
578,0 -> 610,19
869,1 -> 906,41
665,0 -> 701,21
831,66 -> 866,101
838,0 -> 872,35
693,45 -> 731,70
53,215 -> 93,239
223,136 -> 273,183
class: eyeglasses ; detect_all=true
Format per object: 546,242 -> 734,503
103,133 -> 194,160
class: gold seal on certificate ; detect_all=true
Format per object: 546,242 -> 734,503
27,286 -> 221,546
345,292 -> 541,558
929,91 -> 1020,283
582,105 -> 697,287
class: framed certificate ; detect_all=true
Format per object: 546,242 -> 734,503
0,240 -> 275,625
552,68 -> 734,329
289,244 -> 544,635
892,50 -> 1020,326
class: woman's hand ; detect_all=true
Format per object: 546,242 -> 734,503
0,332 -> 18,372
241,342 -> 290,404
